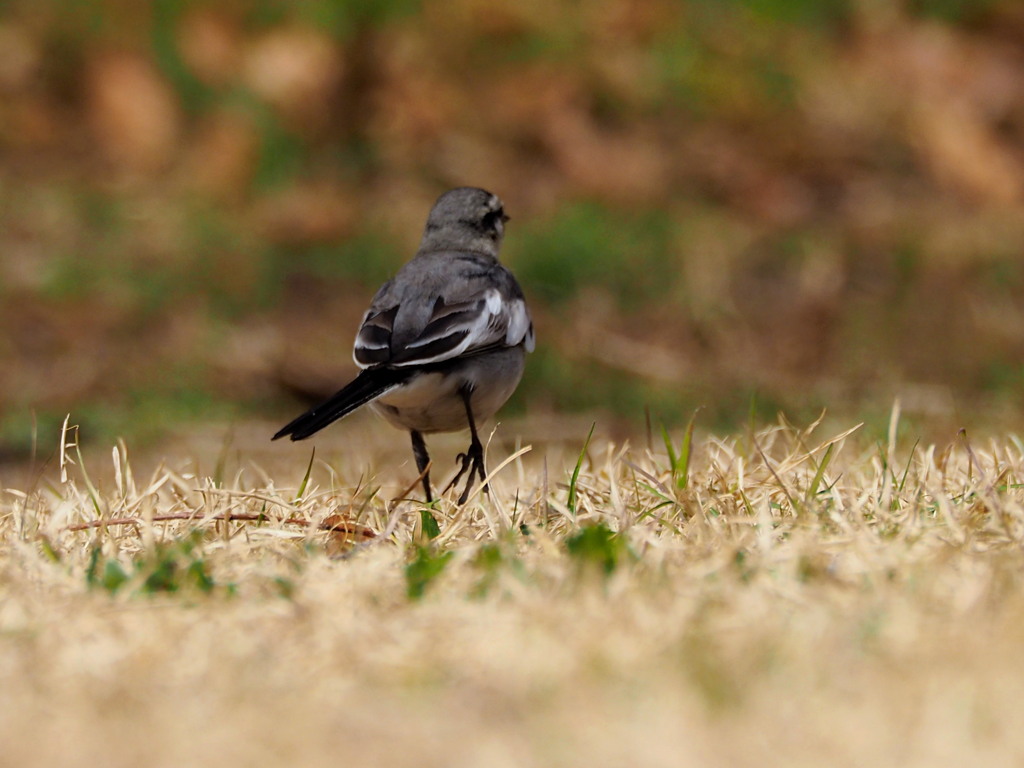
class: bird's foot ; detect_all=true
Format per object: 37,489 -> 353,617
443,441 -> 487,504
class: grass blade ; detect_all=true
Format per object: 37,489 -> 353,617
897,438 -> 920,494
74,441 -> 103,518
420,508 -> 441,540
674,410 -> 698,490
568,423 -> 596,516
294,447 -> 316,503
805,442 -> 835,504
59,414 -> 72,484
213,427 -> 234,488
661,423 -> 678,474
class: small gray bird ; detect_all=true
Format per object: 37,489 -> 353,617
273,187 -> 534,504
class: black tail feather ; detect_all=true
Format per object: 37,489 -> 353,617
273,368 -> 413,441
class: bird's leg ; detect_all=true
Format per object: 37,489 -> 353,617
410,430 -> 433,502
441,387 -> 488,504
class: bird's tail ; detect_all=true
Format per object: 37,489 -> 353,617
273,367 -> 413,441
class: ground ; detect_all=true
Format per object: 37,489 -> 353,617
2,411 -> 1024,766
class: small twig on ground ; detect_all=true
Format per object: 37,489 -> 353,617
64,513 -> 376,538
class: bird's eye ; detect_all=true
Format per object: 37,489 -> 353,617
482,208 -> 507,230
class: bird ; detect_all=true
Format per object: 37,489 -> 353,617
273,187 -> 534,505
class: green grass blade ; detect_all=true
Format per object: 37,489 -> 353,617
897,439 -> 920,493
806,442 -> 835,504
294,447 -> 316,503
85,547 -> 101,587
661,423 -> 678,474
568,423 -> 596,516
675,410 -> 698,490
739,489 -> 755,516
420,508 -> 441,540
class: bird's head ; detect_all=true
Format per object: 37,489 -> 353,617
420,187 -> 509,257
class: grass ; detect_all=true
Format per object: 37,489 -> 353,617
3,412 -> 1024,765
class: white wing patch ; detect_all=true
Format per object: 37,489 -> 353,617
485,289 -> 503,316
504,298 -> 534,350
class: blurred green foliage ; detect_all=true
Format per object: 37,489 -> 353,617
86,531 -> 225,596
405,545 -> 453,599
510,202 -> 676,308
565,521 -> 631,576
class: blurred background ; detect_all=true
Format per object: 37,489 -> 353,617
3,0 -> 1024,456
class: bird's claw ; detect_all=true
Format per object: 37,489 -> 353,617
443,445 -> 488,504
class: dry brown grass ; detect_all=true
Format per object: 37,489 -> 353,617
3,408 -> 1024,766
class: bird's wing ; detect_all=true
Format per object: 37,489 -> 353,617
353,254 -> 533,369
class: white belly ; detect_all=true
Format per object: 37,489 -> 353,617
369,346 -> 526,434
